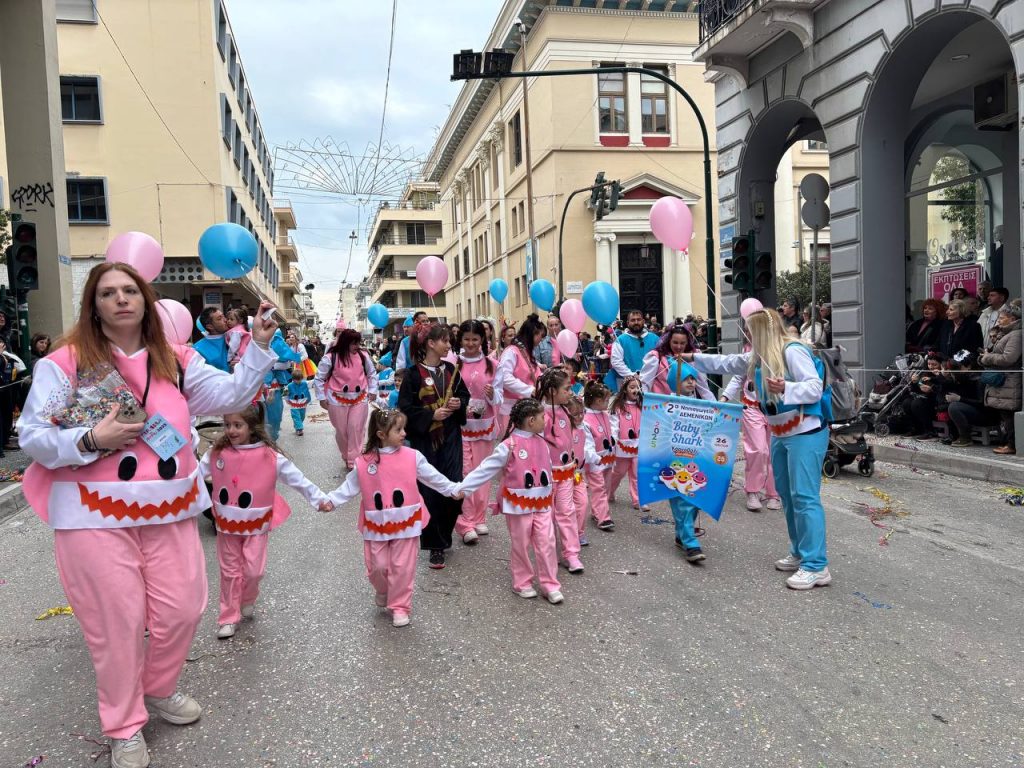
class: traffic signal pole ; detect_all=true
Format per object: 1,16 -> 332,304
453,64 -> 719,351
558,177 -> 619,305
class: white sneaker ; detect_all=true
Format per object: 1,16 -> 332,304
765,497 -> 782,511
746,492 -> 763,511
216,623 -> 236,639
240,604 -> 255,620
475,523 -> 490,535
545,590 -> 564,605
774,554 -> 801,572
462,529 -> 479,545
392,612 -> 410,628
144,691 -> 202,725
374,592 -> 387,608
111,730 -> 150,768
514,587 -> 538,599
786,567 -> 832,590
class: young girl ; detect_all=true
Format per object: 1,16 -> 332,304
322,409 -> 463,627
494,314 -> 544,436
285,367 -> 311,436
607,376 -> 646,511
720,357 -> 781,512
199,405 -> 328,639
535,369 -> 584,574
566,396 -> 591,547
454,319 -> 503,546
457,399 -> 564,604
683,308 -> 831,590
314,328 -> 378,469
397,323 -> 471,569
225,308 -> 252,370
667,368 -> 711,563
582,380 -> 616,532
640,324 -> 714,399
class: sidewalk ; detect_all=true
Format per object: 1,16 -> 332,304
871,433 -> 1024,485
0,447 -> 31,523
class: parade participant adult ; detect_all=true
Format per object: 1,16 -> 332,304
395,311 -> 429,370
193,307 -> 230,372
639,324 -> 713,400
18,262 -> 278,768
682,308 -> 831,591
606,309 -> 658,392
313,327 -> 378,469
495,314 -> 544,436
535,314 -> 563,368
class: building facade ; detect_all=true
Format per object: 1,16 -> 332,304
774,140 -> 830,273
424,0 -> 713,329
696,0 -> 1023,378
54,0 -> 288,326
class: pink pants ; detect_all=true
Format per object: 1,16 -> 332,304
584,467 -> 611,523
363,537 -> 419,616
742,406 -> 778,498
328,400 -> 368,467
573,474 -> 589,535
607,457 -> 639,506
505,511 -> 560,593
551,477 -> 581,560
456,439 -> 493,535
53,519 -> 207,739
216,532 -> 268,625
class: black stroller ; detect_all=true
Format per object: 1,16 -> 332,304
858,353 -> 926,437
818,347 -> 876,478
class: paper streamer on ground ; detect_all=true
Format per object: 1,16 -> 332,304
637,393 -> 743,520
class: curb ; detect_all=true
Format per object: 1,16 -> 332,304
0,482 -> 28,525
874,444 -> 1024,485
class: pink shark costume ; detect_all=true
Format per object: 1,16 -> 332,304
199,443 -> 326,626
312,347 -> 378,466
571,421 -> 590,536
18,341 -> 274,739
327,446 -> 459,622
721,374 -> 779,504
607,400 -> 642,508
459,430 -> 561,597
494,345 -> 538,438
542,404 -> 583,568
582,409 -> 616,525
454,353 -> 503,539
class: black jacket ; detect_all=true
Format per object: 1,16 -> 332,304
938,317 -> 983,360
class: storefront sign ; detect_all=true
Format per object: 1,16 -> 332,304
202,289 -> 223,308
566,280 -> 583,294
928,265 -> 984,301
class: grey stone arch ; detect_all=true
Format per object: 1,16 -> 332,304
858,5 -> 1022,375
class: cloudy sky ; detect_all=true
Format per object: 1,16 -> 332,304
228,0 -> 502,324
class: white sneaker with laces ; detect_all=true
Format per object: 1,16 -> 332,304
765,497 -> 782,511
111,730 -> 150,768
786,567 -> 832,590
515,587 -> 538,599
216,623 -> 236,639
144,691 -> 202,725
545,590 -> 564,605
240,604 -> 255,620
774,554 -> 801,572
392,612 -> 410,628
475,523 -> 489,535
746,493 -> 763,511
462,529 -> 479,545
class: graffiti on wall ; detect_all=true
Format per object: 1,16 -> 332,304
11,181 -> 54,213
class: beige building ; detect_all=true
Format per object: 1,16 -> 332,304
424,0 -> 714,329
54,0 -> 289,326
774,140 -> 831,274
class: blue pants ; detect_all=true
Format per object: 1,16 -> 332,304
669,497 -> 700,550
290,407 -> 306,432
770,426 -> 829,572
264,393 -> 284,442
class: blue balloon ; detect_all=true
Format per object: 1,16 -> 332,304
582,281 -> 620,326
367,303 -> 390,329
198,223 -> 258,279
489,278 -> 509,304
529,279 -> 556,312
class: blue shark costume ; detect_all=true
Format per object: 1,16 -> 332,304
605,330 -> 658,392
193,334 -> 229,373
263,331 -> 302,440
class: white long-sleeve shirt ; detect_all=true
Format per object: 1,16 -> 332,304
325,447 -> 458,507
199,442 -> 327,507
610,331 -> 655,379
719,374 -> 743,402
312,349 -> 378,402
19,341 -> 275,470
638,350 -> 715,401
495,347 -> 535,414
581,410 -> 608,468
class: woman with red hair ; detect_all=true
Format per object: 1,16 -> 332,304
906,299 -> 947,354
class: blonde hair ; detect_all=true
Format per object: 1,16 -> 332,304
745,308 -> 810,404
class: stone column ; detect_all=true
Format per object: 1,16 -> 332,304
626,61 -> 643,147
593,233 -> 616,284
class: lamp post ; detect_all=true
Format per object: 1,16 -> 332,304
452,61 -> 719,351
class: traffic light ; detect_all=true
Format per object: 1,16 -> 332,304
724,234 -> 753,295
589,172 -> 606,209
752,250 -> 773,292
452,50 -> 482,80
607,180 -> 621,213
0,286 -> 16,324
483,48 -> 514,77
10,221 -> 39,291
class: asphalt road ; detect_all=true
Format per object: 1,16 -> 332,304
1,412 -> 1022,767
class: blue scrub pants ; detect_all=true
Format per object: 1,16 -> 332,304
669,497 -> 700,550
770,426 -> 829,571
264,392 -> 284,441
290,406 -> 306,432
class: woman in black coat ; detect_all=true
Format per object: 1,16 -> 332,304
938,299 -> 984,359
906,299 -> 947,353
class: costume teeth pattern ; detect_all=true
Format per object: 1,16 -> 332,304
77,479 -> 200,521
502,486 -> 554,512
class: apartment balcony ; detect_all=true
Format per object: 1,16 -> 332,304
368,270 -> 420,304
366,235 -> 443,277
280,268 -> 301,295
695,0 -> 823,88
272,198 -> 297,230
366,203 -> 442,252
276,234 -> 298,262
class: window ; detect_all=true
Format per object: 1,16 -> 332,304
242,148 -> 251,188
60,76 -> 101,122
508,112 -> 523,168
454,252 -> 460,281
494,220 -> 502,257
518,202 -> 526,236
599,64 -> 627,133
405,223 -> 426,244
233,123 -> 242,168
640,65 -> 669,134
221,95 -> 233,149
228,42 -> 238,89
805,139 -> 829,152
226,189 -> 239,223
490,144 -> 499,189
463,247 -> 470,277
67,178 -> 108,223
511,205 -> 519,236
57,0 -> 97,23
216,3 -> 228,58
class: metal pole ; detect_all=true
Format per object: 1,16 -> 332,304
558,180 -> 615,304
518,23 -> 538,282
810,227 -> 818,345
17,289 -> 30,362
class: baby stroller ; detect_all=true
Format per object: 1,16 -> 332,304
818,347 -> 876,478
859,353 -> 925,437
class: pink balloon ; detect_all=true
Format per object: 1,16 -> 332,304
649,197 -> 694,252
556,328 -> 579,359
105,232 -> 165,282
740,297 -> 764,319
155,299 -> 193,345
416,256 -> 449,297
559,298 -> 586,334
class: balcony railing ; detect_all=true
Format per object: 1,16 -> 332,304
699,0 -> 755,42
367,269 -> 418,293
377,200 -> 437,212
372,233 -> 442,248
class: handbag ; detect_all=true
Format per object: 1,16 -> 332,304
980,370 -> 1006,387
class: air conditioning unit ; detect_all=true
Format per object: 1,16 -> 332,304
974,73 -> 1018,131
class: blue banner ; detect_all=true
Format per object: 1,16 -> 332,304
637,393 -> 743,520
